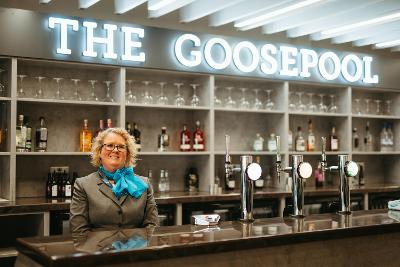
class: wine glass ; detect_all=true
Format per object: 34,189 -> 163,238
307,93 -> 317,112
354,98 -> 362,115
142,81 -> 153,105
317,94 -> 327,113
288,92 -> 296,111
328,94 -> 338,113
296,92 -> 306,112
87,80 -> 99,101
253,89 -> 263,110
34,76 -> 46,99
53,77 -> 64,100
225,86 -> 236,109
214,86 -> 222,108
374,99 -> 382,115
157,82 -> 168,105
17,74 -> 27,98
238,88 -> 250,109
126,80 -> 137,104
103,81 -> 114,102
71,79 -> 82,101
385,100 -> 392,115
364,98 -> 371,114
265,89 -> 275,110
0,68 -> 5,97
190,84 -> 200,107
174,82 -> 185,106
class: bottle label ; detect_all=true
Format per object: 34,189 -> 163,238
51,185 -> 58,197
193,144 -> 204,150
228,180 -> 235,189
307,136 -> 315,151
40,129 -> 47,141
267,140 -> 276,151
65,185 -> 72,197
180,144 -> 191,150
253,140 -> 263,151
296,139 -> 306,151
255,179 -> 264,188
331,139 -> 338,150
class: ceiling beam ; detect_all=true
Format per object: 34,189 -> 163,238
114,0 -> 147,14
180,0 -> 244,23
148,0 -> 194,18
354,30 -> 400,46
79,0 -> 102,9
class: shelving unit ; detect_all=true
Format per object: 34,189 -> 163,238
0,56 -> 398,202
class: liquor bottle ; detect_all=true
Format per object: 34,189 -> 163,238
65,173 -> 72,198
380,122 -> 389,152
158,127 -> 169,152
164,170 -> 170,192
288,130 -> 293,151
179,124 -> 191,151
46,172 -> 52,198
158,169 -> 166,193
295,126 -> 306,152
307,119 -> 315,151
126,122 -> 132,136
358,164 -> 365,186
16,114 -> 26,152
58,170 -> 66,198
133,123 -> 141,151
225,171 -> 235,190
254,156 -> 264,188
79,119 -> 92,152
93,119 -> 105,141
193,120 -> 205,151
35,117 -> 48,152
352,128 -> 360,151
387,123 -> 394,151
185,167 -> 199,192
253,133 -> 264,151
106,118 -> 113,129
51,171 -> 58,198
24,116 -> 32,152
328,126 -> 339,151
364,121 -> 373,151
315,162 -> 324,188
267,133 -> 277,152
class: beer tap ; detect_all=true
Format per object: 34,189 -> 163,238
275,136 -> 313,217
225,135 -> 262,222
320,137 -> 359,214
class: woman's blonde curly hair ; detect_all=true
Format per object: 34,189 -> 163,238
91,127 -> 138,168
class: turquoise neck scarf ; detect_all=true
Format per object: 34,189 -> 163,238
99,166 -> 148,199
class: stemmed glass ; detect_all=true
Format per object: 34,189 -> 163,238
0,68 -> 5,97
174,82 -> 185,106
34,76 -> 46,99
317,94 -> 327,113
126,80 -> 137,104
214,86 -> 222,108
354,99 -> 362,115
71,79 -> 82,101
385,100 -> 392,115
103,81 -> 114,102
307,93 -> 317,112
239,88 -> 250,109
157,82 -> 168,105
328,94 -> 338,113
225,86 -> 236,109
142,81 -> 153,105
296,92 -> 306,111
365,98 -> 371,114
190,84 -> 200,107
53,77 -> 64,100
87,80 -> 99,101
374,99 -> 382,115
288,92 -> 296,111
253,89 -> 263,110
265,89 -> 275,110
17,74 -> 27,98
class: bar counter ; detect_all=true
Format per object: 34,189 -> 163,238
1,184 -> 399,214
15,209 -> 400,267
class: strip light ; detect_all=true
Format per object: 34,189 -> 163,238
234,0 -> 323,29
148,0 -> 176,11
375,39 -> 400,48
322,12 -> 400,36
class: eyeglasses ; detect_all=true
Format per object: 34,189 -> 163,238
102,143 -> 127,152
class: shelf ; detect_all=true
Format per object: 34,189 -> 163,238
0,97 -> 11,101
289,111 -> 348,117
0,152 -> 10,156
17,97 -> 121,106
214,151 -> 278,155
0,247 -> 17,258
351,114 -> 400,120
126,103 -> 209,111
352,151 -> 400,155
138,151 -> 210,156
214,108 -> 285,114
16,152 -> 91,156
289,151 -> 350,155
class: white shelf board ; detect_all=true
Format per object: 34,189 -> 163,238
351,114 -> 400,120
16,152 -> 91,156
289,151 -> 350,155
0,152 -> 10,156
352,151 -> 400,155
0,97 -> 11,101
214,108 -> 285,114
289,111 -> 349,117
214,151 -> 278,155
17,97 -> 121,106
138,151 -> 210,156
126,103 -> 209,111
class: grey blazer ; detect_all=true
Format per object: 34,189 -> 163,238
70,171 -> 159,234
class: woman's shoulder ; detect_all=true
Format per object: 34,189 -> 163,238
75,172 -> 101,185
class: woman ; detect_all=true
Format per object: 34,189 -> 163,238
70,127 -> 158,234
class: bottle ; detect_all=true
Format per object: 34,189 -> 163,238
35,117 -> 48,152
158,127 -> 169,152
79,119 -> 92,152
185,167 -> 199,192
72,172 -> 78,195
58,170 -> 66,198
315,162 -> 324,188
148,169 -> 153,186
288,130 -> 293,151
51,171 -> 58,198
358,164 -> 365,186
225,172 -> 235,190
253,133 -> 264,151
180,124 -> 191,151
106,118 -> 113,129
267,133 -> 277,152
16,114 -> 26,152
126,122 -> 132,136
158,169 -> 166,193
364,121 -> 373,151
24,116 -> 32,152
352,128 -> 360,151
328,126 -> 339,151
307,120 -> 315,151
93,119 -> 105,142
164,170 -> 170,192
193,120 -> 205,151
380,122 -> 389,152
295,126 -> 306,152
254,156 -> 264,188
133,123 -> 141,151
46,172 -> 52,198
387,123 -> 394,151
65,173 -> 72,198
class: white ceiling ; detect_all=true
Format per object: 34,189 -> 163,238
3,0 -> 400,53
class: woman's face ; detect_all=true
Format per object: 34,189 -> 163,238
99,132 -> 128,172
